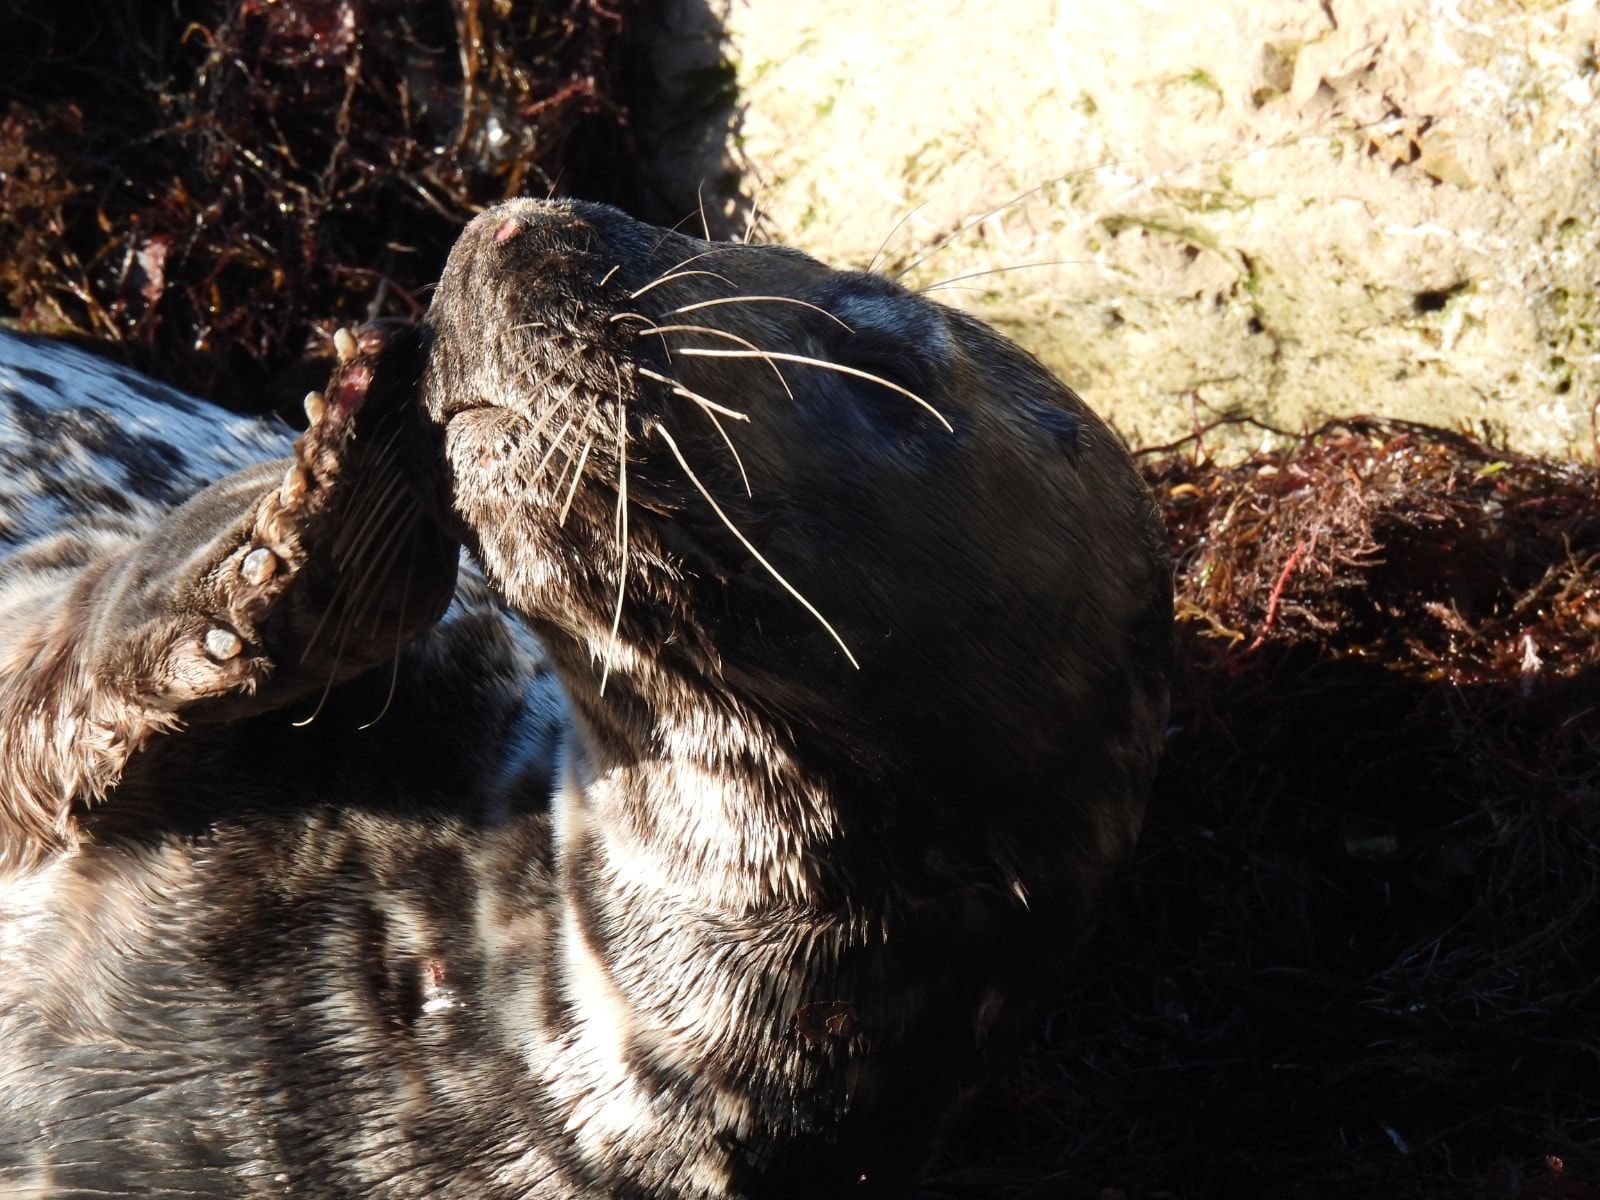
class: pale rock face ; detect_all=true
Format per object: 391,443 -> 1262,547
644,0 -> 1600,458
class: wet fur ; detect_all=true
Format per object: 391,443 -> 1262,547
0,199 -> 1171,1199
0,332 -> 456,872
420,201 -> 1174,1195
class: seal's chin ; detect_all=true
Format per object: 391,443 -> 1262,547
443,402 -> 522,441
441,405 -> 541,487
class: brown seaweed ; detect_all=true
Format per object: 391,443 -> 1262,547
0,0 -> 648,407
932,418 -> 1600,1198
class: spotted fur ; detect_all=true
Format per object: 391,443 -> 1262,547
0,195 -> 1171,1199
420,201 -> 1173,1196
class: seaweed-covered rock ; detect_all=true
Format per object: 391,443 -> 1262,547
676,0 -> 1600,460
0,0 -> 651,405
929,421 -> 1600,1198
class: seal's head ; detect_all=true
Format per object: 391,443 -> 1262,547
423,198 -> 1170,915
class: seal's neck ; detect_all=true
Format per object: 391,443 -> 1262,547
554,687 -> 846,914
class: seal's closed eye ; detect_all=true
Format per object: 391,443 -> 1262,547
1021,396 -> 1084,456
837,330 -> 935,399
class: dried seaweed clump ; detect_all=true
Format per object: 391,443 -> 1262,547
931,420 -> 1600,1199
1158,419 -> 1600,686
0,0 -> 647,402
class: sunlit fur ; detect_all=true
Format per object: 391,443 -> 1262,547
0,192 -> 1170,1199
418,200 -> 1174,1195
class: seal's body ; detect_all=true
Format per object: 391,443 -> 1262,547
0,200 -> 1170,1198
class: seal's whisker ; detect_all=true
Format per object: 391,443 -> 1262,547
696,182 -> 712,242
329,454 -> 403,579
637,325 -> 795,402
514,338 -> 586,386
305,461 -> 407,662
741,187 -> 768,244
629,270 -> 736,301
509,321 -> 549,333
337,497 -> 418,644
887,164 -> 1121,281
505,350 -> 582,454
346,507 -> 420,633
610,319 -> 675,370
915,260 -> 1094,294
698,405 -> 753,497
666,295 -> 853,332
654,246 -> 739,282
636,367 -> 750,421
559,437 -> 594,526
292,600 -> 359,728
867,194 -> 939,274
333,450 -> 405,569
598,265 -> 621,289
674,348 -> 955,432
599,401 -> 630,697
654,424 -> 860,670
506,389 -> 571,453
306,494 -> 418,728
532,411 -> 577,484
549,443 -> 582,510
643,209 -> 704,263
357,545 -> 416,732
514,347 -> 587,409
330,426 -> 405,562
331,429 -> 414,594
342,515 -> 412,640
301,571 -> 355,664
610,313 -> 675,365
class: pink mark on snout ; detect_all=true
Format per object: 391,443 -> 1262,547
493,218 -> 522,244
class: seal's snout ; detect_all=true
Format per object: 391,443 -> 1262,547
440,201 -> 624,328
466,198 -> 597,259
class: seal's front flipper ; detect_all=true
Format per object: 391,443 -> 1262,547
104,325 -> 458,723
0,326 -> 457,858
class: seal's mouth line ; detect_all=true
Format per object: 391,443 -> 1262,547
437,393 -> 494,423
441,380 -> 561,431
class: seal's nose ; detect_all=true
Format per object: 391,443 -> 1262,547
446,198 -> 647,304
471,199 -> 577,242
465,200 -> 605,267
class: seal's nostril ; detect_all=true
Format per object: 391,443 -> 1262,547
493,218 -> 522,245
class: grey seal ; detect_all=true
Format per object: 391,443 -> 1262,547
0,197 -> 1170,1198
418,199 -> 1174,1195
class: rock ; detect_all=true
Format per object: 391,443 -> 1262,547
646,0 -> 1600,458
